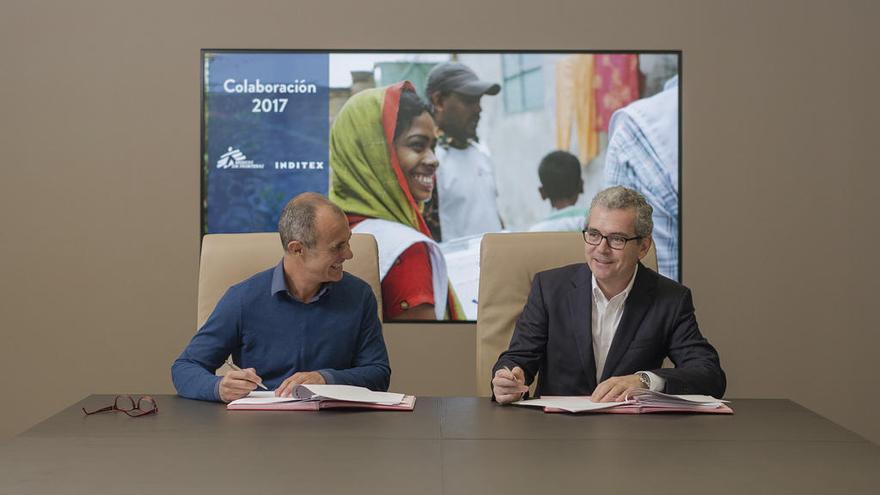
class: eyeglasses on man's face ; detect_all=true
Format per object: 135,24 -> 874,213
81,395 -> 158,417
582,228 -> 643,250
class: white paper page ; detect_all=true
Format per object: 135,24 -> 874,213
296,384 -> 405,405
228,391 -> 305,406
674,395 -> 727,403
626,389 -> 727,405
248,391 -> 279,398
514,397 -> 629,413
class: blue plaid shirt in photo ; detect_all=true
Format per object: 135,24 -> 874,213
604,114 -> 679,281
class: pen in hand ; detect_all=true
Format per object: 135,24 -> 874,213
225,360 -> 268,390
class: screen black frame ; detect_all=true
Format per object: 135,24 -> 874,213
199,49 -> 683,324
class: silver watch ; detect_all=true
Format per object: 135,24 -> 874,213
636,372 -> 652,389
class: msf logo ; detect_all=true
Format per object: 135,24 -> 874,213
216,147 -> 264,170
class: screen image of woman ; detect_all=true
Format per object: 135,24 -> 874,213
329,81 -> 464,321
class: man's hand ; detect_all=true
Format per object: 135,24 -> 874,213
591,374 -> 644,403
275,371 -> 327,398
492,366 -> 529,404
219,368 -> 264,403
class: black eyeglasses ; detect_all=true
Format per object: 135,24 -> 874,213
582,229 -> 643,250
82,395 -> 158,417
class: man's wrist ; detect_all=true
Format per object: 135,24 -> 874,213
316,369 -> 334,385
636,371 -> 665,392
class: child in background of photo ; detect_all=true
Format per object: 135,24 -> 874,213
528,150 -> 588,232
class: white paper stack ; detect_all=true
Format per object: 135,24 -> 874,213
227,384 -> 413,411
514,389 -> 731,414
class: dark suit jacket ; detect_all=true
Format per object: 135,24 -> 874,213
493,263 -> 726,398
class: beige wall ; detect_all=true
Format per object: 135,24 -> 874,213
2,0 -> 878,443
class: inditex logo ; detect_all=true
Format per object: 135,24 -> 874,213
216,147 -> 264,169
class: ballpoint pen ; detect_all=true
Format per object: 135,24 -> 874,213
225,359 -> 268,390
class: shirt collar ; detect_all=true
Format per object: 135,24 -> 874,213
437,131 -> 475,150
591,264 -> 639,305
271,260 -> 332,303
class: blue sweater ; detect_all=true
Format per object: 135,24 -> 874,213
172,262 -> 391,401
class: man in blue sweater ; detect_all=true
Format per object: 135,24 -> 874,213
172,193 -> 391,402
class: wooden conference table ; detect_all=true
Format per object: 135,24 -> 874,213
2,395 -> 879,494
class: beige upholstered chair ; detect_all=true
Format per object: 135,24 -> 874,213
475,232 -> 657,396
197,232 -> 381,329
195,231 -> 477,395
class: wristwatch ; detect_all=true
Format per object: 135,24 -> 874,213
636,371 -> 652,389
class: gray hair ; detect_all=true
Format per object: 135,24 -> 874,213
278,192 -> 345,250
589,186 -> 653,237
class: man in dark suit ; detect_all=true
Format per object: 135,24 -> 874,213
492,186 -> 725,404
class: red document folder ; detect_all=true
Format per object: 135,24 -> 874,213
518,390 -> 734,415
227,395 -> 417,411
543,402 -> 733,414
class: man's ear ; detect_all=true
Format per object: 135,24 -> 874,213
287,240 -> 305,256
538,186 -> 547,200
430,91 -> 444,111
637,236 -> 652,260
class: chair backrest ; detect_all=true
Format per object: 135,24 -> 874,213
197,232 -> 382,328
475,232 -> 657,396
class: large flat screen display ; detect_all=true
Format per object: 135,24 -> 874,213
202,50 -> 681,322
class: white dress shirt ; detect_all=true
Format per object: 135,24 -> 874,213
591,264 -> 665,391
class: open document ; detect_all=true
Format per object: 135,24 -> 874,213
514,389 -> 733,414
227,384 -> 416,411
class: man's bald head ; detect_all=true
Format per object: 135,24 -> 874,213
278,193 -> 346,250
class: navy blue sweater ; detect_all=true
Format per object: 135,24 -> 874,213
172,263 -> 390,401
